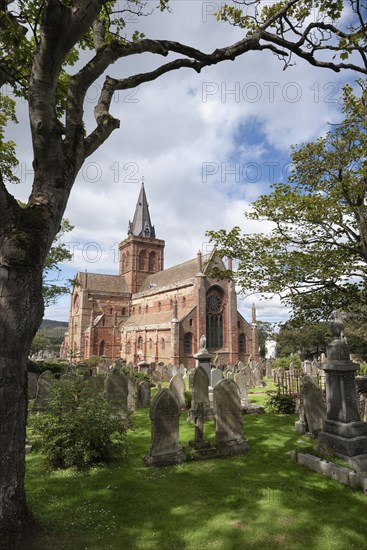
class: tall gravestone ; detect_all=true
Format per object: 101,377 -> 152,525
318,313 -> 367,472
234,372 -> 249,407
145,389 -> 186,466
127,377 -> 137,412
28,372 -> 38,400
33,370 -> 54,411
189,366 -> 213,421
193,335 -> 212,379
169,372 -> 186,409
295,375 -> 326,433
211,367 -> 222,388
137,380 -> 151,408
104,369 -> 128,413
213,380 -> 250,455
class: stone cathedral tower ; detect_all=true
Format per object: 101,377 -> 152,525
118,182 -> 165,294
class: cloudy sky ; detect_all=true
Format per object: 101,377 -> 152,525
4,1 -> 355,325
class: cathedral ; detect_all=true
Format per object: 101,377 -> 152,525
61,184 -> 259,367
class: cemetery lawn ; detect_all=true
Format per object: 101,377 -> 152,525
25,408 -> 367,550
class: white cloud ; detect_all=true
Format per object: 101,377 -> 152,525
3,2 -> 354,323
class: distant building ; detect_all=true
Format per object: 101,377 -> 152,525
265,338 -> 277,360
61,183 -> 259,367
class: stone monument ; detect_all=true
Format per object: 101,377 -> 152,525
193,335 -> 212,379
318,312 -> 367,471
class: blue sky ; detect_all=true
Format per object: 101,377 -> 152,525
4,1 -> 356,325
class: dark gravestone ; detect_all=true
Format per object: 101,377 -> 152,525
299,375 -> 326,433
137,380 -> 151,408
190,366 -> 213,421
213,380 -> 250,455
169,372 -> 186,409
145,388 -> 186,467
104,369 -> 128,412
33,370 -> 54,411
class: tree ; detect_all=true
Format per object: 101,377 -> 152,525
275,321 -> 330,359
208,83 -> 367,323
1,0 -> 367,545
42,218 -> 73,306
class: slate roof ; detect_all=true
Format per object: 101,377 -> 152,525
78,273 -> 129,294
128,182 -> 156,238
139,253 -> 215,293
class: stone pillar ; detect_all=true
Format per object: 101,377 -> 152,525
318,313 -> 367,472
194,254 -> 206,355
171,299 -> 180,366
227,258 -> 237,364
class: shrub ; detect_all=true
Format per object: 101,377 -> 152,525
265,391 -> 295,414
358,361 -> 367,375
30,378 -> 130,469
27,359 -> 67,378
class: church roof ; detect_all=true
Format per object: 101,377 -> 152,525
121,307 -> 195,330
128,182 -> 156,238
139,252 -> 216,293
78,273 -> 129,294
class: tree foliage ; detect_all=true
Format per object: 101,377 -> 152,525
276,321 -> 330,358
208,83 -> 367,322
43,218 -> 73,305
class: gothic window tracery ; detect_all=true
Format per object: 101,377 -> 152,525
206,288 -> 224,350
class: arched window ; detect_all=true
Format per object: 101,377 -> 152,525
161,337 -> 165,350
122,307 -> 127,316
138,305 -> 142,314
145,304 -> 149,313
158,301 -> 161,311
206,287 -> 224,350
182,296 -> 186,308
139,250 -> 147,271
238,334 -> 246,353
126,341 -> 131,354
149,338 -> 153,349
138,336 -> 143,350
184,333 -> 192,354
149,252 -> 156,272
99,340 -> 105,356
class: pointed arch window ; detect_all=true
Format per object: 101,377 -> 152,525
139,250 -> 147,270
138,336 -> 143,350
184,333 -> 192,354
206,288 -> 224,350
99,340 -> 105,356
149,252 -> 156,272
238,334 -> 246,353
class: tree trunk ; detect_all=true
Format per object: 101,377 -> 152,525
0,266 -> 44,549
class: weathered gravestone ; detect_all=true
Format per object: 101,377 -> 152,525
88,375 -> 105,396
252,365 -> 262,387
189,366 -> 213,421
127,377 -> 137,412
213,380 -> 250,455
162,364 -> 173,382
211,367 -> 222,388
265,361 -> 273,378
234,372 -> 249,407
169,372 -> 186,409
145,388 -> 186,466
104,369 -> 128,413
137,380 -> 151,408
237,361 -> 245,372
225,369 -> 234,380
33,370 -> 54,411
28,372 -> 38,400
296,375 -> 326,433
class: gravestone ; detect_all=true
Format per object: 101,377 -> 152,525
234,373 -> 249,407
298,375 -> 326,433
169,372 -> 186,409
265,361 -> 273,378
33,370 -> 54,411
211,367 -> 222,388
190,366 -> 213,421
97,361 -> 109,375
162,365 -> 172,382
237,361 -> 245,372
145,388 -> 186,466
28,372 -> 38,400
225,369 -> 234,380
252,365 -> 262,387
137,380 -> 151,408
127,377 -> 137,412
303,360 -> 312,376
213,379 -> 250,454
104,369 -> 128,412
89,375 -> 105,396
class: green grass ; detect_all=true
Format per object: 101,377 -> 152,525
25,403 -> 367,550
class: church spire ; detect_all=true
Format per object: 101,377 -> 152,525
128,180 -> 156,238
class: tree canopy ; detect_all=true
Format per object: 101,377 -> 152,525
208,82 -> 367,323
